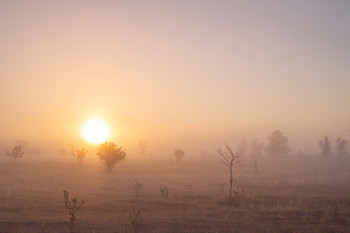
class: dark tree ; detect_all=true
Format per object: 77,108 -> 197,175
173,149 -> 185,162
336,137 -> 348,156
319,136 -> 331,159
96,142 -> 126,173
265,130 -> 290,156
217,143 -> 245,203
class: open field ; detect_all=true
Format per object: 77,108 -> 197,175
0,156 -> 350,233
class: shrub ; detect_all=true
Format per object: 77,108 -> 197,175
4,145 -> 24,162
173,149 -> 185,162
71,147 -> 88,166
96,142 -> 126,173
63,190 -> 86,233
159,185 -> 169,199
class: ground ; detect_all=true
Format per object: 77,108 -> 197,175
0,155 -> 350,233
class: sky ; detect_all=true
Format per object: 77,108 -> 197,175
1,0 -> 349,156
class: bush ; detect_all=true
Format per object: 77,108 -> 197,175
96,142 -> 127,173
4,145 -> 24,162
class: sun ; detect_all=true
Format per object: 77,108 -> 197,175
81,119 -> 110,144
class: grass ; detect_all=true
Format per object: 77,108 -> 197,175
0,155 -> 349,232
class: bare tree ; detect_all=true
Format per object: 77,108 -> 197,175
217,143 -> 245,202
4,145 -> 24,162
173,149 -> 185,162
266,130 -> 290,156
319,136 -> 331,159
96,142 -> 126,173
71,148 -> 88,166
336,137 -> 348,156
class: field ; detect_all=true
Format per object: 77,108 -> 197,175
0,155 -> 350,233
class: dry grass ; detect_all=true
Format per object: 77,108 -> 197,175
0,155 -> 349,232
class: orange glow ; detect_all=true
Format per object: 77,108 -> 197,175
82,119 -> 110,144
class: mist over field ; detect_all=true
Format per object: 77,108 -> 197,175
1,0 -> 350,232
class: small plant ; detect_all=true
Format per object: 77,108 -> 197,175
123,208 -> 143,233
63,190 -> 86,233
4,145 -> 24,162
96,142 -> 127,173
132,179 -> 143,198
71,147 -> 88,166
159,185 -> 169,199
173,149 -> 185,162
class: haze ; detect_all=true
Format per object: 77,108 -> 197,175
1,0 -> 349,155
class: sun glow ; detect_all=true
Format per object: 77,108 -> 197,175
82,119 -> 110,144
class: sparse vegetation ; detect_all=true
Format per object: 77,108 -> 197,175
319,136 -> 332,159
173,149 -> 185,162
123,208 -> 144,233
63,190 -> 86,233
96,141 -> 127,173
4,145 -> 24,162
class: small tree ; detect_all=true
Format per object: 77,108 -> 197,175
63,190 -> 86,233
266,130 -> 290,156
71,148 -> 88,166
173,149 -> 185,162
217,143 -> 245,203
336,137 -> 348,156
319,136 -> 331,159
96,142 -> 126,173
4,145 -> 24,162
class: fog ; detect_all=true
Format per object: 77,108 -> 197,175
1,0 -> 350,232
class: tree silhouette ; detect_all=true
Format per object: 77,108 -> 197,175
71,148 -> 88,166
265,130 -> 290,156
217,143 -> 245,203
4,145 -> 24,162
319,136 -> 331,159
96,142 -> 126,173
173,149 -> 185,162
336,137 -> 348,156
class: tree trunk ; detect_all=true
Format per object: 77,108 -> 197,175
229,166 -> 233,199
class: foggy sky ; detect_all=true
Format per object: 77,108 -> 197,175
1,0 -> 349,155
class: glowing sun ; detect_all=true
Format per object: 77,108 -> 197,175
82,119 -> 110,144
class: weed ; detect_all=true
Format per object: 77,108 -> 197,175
63,190 -> 86,233
159,185 -> 169,199
132,179 -> 142,198
123,208 -> 143,233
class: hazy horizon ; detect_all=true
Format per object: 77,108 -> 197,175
1,0 -> 349,156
